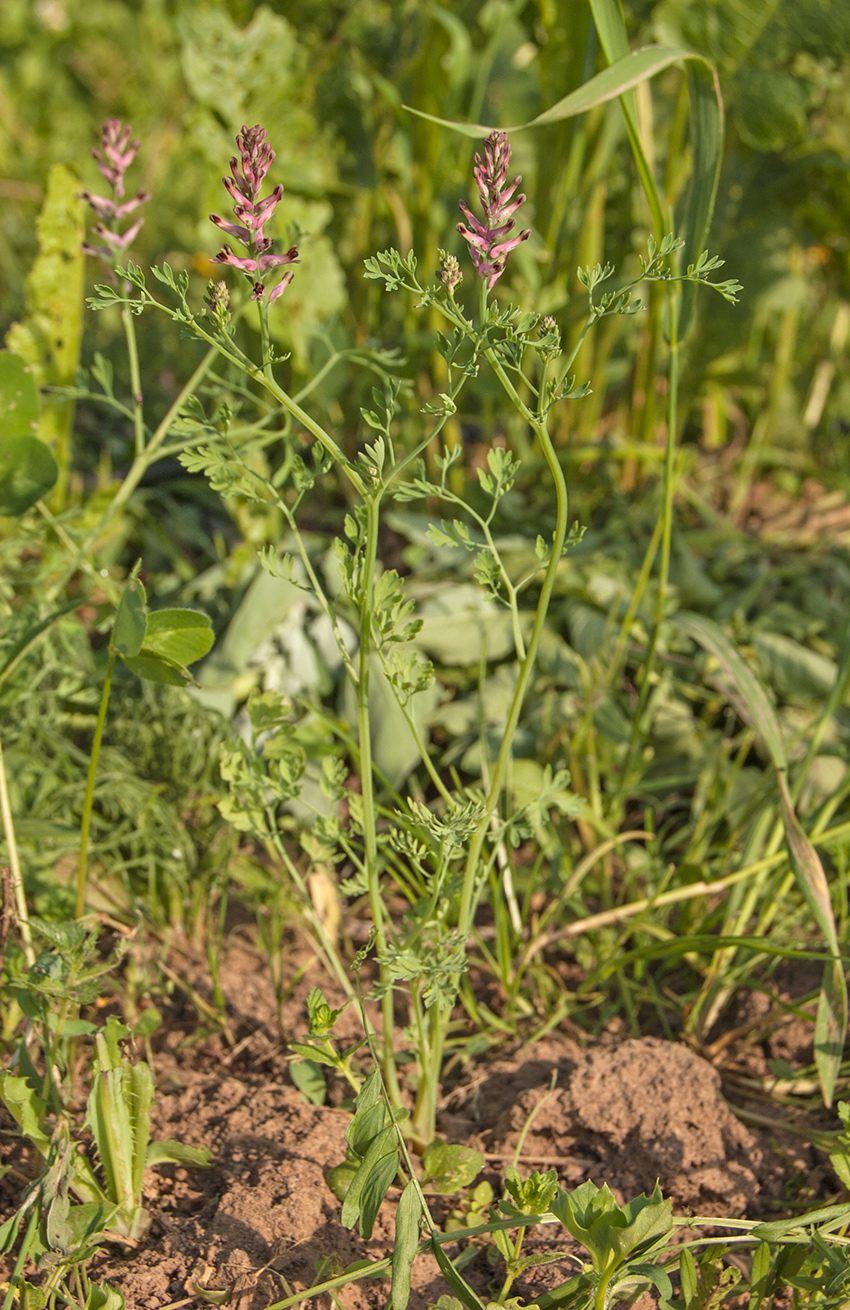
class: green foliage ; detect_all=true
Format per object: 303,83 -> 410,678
5,162 -> 85,505
0,351 -> 58,514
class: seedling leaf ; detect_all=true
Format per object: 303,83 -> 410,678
421,1142 -> 485,1194
112,579 -> 148,659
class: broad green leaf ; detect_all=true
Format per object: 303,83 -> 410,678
359,1146 -> 401,1240
391,1180 -> 422,1310
0,433 -> 58,516
5,163 -> 86,508
341,1124 -> 397,1229
421,1142 -> 485,1194
122,651 -> 194,686
0,1073 -> 51,1153
326,1157 -> 359,1203
414,585 -> 517,666
145,1140 -> 212,1169
290,1058 -> 327,1106
112,580 -> 148,659
345,1070 -> 385,1155
143,608 -> 214,667
84,1283 -> 126,1310
288,1041 -> 341,1069
674,613 -> 787,769
0,352 -> 40,438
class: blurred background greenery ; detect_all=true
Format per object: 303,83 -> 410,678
3,0 -> 849,486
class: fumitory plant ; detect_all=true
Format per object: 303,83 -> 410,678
84,117 -> 740,1156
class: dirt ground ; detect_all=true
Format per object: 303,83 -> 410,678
0,935 -> 838,1310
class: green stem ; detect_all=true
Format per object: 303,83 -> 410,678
358,496 -> 400,1102
76,647 -> 116,918
457,357 -> 569,940
0,735 -> 35,966
45,346 -> 217,603
620,289 -> 680,789
121,305 -> 146,458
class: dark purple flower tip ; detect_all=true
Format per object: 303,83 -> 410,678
458,130 -> 530,288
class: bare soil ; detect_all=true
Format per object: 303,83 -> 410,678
1,935 -> 837,1309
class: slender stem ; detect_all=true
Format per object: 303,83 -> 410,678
45,347 -> 218,603
0,736 -> 35,966
121,306 -> 146,458
76,647 -> 116,918
619,288 -> 680,789
457,356 -> 569,940
358,496 -> 400,1101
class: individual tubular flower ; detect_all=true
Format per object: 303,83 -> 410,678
81,119 -> 149,263
457,131 -> 530,290
210,124 -> 298,304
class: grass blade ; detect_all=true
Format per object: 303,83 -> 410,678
678,59 -> 724,337
778,771 -> 847,1106
674,613 -> 787,769
679,614 -> 846,1105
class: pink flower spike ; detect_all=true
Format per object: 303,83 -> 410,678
210,125 -> 298,300
83,120 -> 147,262
458,130 -> 530,288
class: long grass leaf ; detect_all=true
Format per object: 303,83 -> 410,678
589,0 -> 666,239
679,614 -> 845,1105
777,770 -> 847,1106
674,613 -> 787,769
678,60 -> 724,337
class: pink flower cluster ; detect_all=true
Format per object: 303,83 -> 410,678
458,131 -> 530,290
210,125 -> 299,304
82,119 -> 149,262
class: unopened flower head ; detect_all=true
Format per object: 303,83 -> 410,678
205,279 -> 232,329
438,251 -> 463,294
210,124 -> 298,305
457,131 -> 530,290
81,119 -> 149,264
